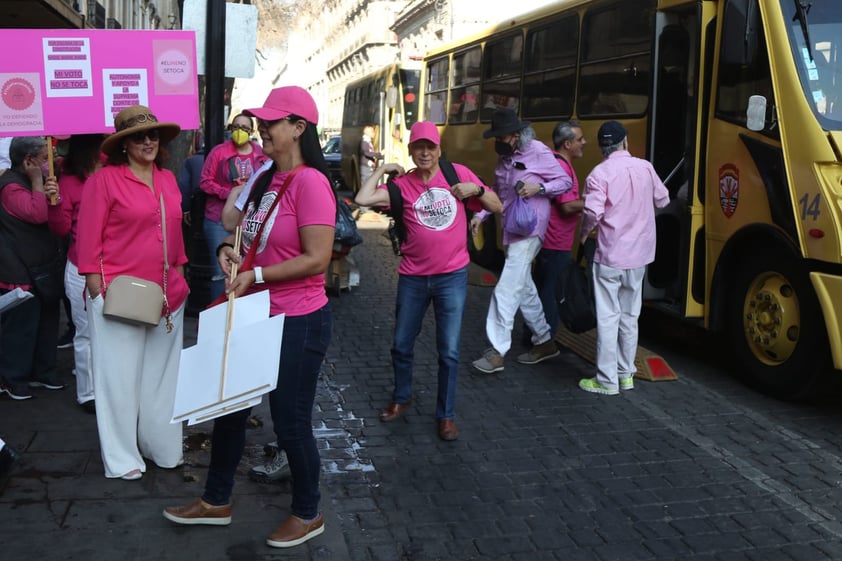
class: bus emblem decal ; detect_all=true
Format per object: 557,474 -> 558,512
718,163 -> 739,218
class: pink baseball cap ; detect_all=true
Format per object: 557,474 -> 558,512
244,86 -> 319,124
409,121 -> 440,145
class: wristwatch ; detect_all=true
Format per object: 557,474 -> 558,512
253,266 -> 265,284
476,185 -> 485,197
538,183 -> 546,195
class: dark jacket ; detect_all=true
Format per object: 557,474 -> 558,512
177,150 -> 205,212
0,170 -> 63,284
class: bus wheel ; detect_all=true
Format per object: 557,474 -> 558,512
728,249 -> 826,399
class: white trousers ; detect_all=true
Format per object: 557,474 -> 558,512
593,263 -> 645,389
64,260 -> 93,404
486,236 -> 551,356
87,294 -> 184,478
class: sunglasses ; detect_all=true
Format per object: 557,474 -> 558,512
128,129 -> 160,143
230,124 -> 253,133
257,117 -> 295,129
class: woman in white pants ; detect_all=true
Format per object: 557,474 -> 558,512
55,134 -> 104,413
76,106 -> 189,480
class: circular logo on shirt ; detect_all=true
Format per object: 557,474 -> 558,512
1,77 -> 36,111
413,188 -> 457,231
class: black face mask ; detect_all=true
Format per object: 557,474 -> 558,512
494,140 -> 514,156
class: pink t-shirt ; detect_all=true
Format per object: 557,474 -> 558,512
76,164 -> 189,312
240,166 -> 335,317
378,164 -> 484,276
55,171 -> 86,264
543,154 -> 580,251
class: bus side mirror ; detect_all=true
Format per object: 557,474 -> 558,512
746,95 -> 766,131
386,86 -> 398,109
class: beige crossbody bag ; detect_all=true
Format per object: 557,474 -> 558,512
101,193 -> 173,332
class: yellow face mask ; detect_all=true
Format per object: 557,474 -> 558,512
231,129 -> 250,146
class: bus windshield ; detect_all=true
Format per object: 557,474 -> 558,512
783,0 -> 842,130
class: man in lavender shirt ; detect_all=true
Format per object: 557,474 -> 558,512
578,121 -> 670,395
471,109 -> 572,373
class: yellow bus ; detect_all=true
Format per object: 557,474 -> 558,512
340,63 -> 421,192
420,0 -> 842,398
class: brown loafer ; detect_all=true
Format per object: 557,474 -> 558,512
438,419 -> 458,441
380,400 -> 411,422
163,499 -> 232,526
266,513 -> 324,548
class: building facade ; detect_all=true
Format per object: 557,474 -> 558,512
0,0 -> 176,30
283,0 -> 554,136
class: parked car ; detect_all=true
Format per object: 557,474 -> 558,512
322,135 -> 345,190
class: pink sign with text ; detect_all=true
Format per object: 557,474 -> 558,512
0,29 -> 199,137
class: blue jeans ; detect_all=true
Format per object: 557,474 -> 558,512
202,304 -> 332,519
203,218 -> 231,301
533,248 -> 572,337
390,267 -> 467,420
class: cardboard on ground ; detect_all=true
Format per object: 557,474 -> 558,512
171,290 -> 284,425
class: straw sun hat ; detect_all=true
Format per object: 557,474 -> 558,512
100,105 -> 180,157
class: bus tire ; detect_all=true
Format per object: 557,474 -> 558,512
727,247 -> 827,399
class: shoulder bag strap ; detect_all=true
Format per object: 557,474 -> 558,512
386,179 -> 406,243
438,159 -> 461,187
240,165 -> 303,271
160,192 -> 173,332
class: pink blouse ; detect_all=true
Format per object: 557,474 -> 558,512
76,164 -> 189,313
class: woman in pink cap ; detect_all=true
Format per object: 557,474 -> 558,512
164,86 -> 335,549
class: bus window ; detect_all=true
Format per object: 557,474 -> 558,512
522,15 -> 579,119
450,47 -> 481,123
783,1 -> 842,128
481,33 -> 523,120
425,57 -> 449,125
715,0 -> 776,136
578,0 -> 655,117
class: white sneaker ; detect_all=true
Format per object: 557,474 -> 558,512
248,449 -> 291,482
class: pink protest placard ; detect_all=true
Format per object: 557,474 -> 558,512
0,29 -> 199,137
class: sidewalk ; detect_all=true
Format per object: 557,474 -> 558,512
4,218 -> 842,560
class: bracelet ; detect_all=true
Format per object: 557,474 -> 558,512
253,266 -> 265,284
216,242 -> 234,257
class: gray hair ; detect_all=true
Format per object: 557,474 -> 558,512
9,136 -> 47,169
552,120 -> 580,150
600,139 -> 624,157
515,125 -> 536,150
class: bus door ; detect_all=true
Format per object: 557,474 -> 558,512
645,3 -> 700,314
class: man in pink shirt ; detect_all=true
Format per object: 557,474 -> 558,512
530,120 -> 586,345
471,109 -> 572,373
355,121 -> 501,441
578,121 -> 670,395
